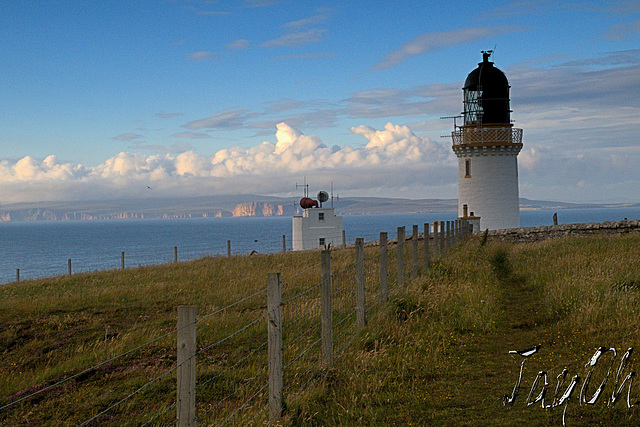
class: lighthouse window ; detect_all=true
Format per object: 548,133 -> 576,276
464,90 -> 483,125
318,212 -> 325,221
465,159 -> 471,178
319,237 -> 325,246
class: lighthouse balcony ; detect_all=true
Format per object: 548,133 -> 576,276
452,127 -> 523,147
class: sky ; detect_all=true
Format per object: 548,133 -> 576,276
1,0 -> 639,205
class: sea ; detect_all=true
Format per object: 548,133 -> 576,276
1,207 -> 639,284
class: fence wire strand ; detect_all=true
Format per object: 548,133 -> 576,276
197,287 -> 267,324
77,363 -> 179,426
5,219 -> 463,425
0,325 -> 180,412
281,281 -> 321,305
281,260 -> 322,284
197,340 -> 268,391
196,312 -> 267,356
140,400 -> 177,427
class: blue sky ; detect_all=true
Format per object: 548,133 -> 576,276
1,0 -> 639,204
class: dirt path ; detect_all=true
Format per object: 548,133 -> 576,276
418,252 -> 636,426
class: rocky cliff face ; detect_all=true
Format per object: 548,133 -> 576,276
231,202 -> 285,217
1,208 -> 59,221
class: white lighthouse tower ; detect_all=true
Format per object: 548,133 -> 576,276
452,51 -> 523,231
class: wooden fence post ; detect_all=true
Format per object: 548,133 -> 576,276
451,220 -> 455,245
16,269 -> 19,283
282,235 -> 286,253
227,240 -> 231,258
177,305 -> 197,427
321,250 -> 333,367
355,238 -> 365,328
121,252 -> 125,270
438,221 -> 445,255
397,226 -> 405,290
446,221 -> 451,251
423,223 -> 430,270
267,273 -> 283,420
412,225 -> 418,280
68,259 -> 72,276
174,246 -> 178,263
453,220 -> 458,244
379,232 -> 388,304
431,222 -> 439,259
342,229 -> 346,248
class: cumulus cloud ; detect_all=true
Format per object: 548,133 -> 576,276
0,122 -> 455,203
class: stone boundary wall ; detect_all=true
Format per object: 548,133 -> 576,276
488,220 -> 640,243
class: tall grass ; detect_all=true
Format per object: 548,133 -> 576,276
2,233 -> 640,425
283,234 -> 640,426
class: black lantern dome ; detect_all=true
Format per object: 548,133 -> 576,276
463,51 -> 511,126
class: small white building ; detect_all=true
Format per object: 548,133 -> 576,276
292,206 -> 343,251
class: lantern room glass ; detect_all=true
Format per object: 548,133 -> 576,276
464,89 -> 482,125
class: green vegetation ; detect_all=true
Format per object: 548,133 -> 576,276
2,233 -> 640,425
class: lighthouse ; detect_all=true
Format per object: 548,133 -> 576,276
452,51 -> 523,231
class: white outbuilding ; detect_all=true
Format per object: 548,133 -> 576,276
292,192 -> 343,251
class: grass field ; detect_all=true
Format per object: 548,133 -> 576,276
1,232 -> 640,425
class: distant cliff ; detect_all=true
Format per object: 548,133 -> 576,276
1,208 -> 59,221
0,196 -> 630,223
232,202 -> 286,217
0,207 -> 232,222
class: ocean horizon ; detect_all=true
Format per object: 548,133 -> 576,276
1,207 -> 639,284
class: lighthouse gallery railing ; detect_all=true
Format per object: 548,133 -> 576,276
451,127 -> 523,146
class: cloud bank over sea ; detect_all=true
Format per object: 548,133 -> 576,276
0,122 -> 455,204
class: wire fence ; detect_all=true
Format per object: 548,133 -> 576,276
0,219 -> 471,425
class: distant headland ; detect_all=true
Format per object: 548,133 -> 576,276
0,195 -> 637,223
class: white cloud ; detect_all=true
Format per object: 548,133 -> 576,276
156,112 -> 184,119
188,51 -> 215,61
0,155 -> 82,183
603,18 -> 640,40
284,8 -> 331,29
262,29 -> 326,47
273,52 -> 334,60
111,133 -> 143,141
372,26 -> 521,70
0,122 -> 455,203
227,39 -> 250,50
172,131 -> 212,139
182,110 -> 251,130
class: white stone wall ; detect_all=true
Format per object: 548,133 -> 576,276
292,207 -> 343,250
456,145 -> 521,230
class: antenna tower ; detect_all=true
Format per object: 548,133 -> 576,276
295,177 -> 309,198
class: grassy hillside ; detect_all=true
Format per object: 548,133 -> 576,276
2,233 -> 640,425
